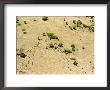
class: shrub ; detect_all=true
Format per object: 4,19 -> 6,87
42,16 -> 48,21
73,26 -> 77,30
47,33 -> 59,40
77,20 -> 82,27
49,43 -> 54,48
73,20 -> 76,24
69,26 -> 73,30
73,60 -> 78,66
63,48 -> 72,54
71,44 -> 75,51
58,43 -> 63,47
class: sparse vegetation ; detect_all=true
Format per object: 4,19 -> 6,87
17,16 -> 94,74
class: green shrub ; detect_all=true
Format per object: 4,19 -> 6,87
47,33 -> 59,40
42,16 -> 48,21
63,48 -> 72,54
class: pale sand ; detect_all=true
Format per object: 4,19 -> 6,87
16,16 -> 94,74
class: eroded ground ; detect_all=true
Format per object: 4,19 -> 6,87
16,16 -> 94,74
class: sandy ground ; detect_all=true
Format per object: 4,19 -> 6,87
16,16 -> 94,74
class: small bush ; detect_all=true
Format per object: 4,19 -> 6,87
64,18 -> 65,21
17,23 -> 21,26
73,60 -> 78,66
24,21 -> 27,24
42,16 -> 48,21
73,20 -> 76,24
82,46 -> 85,49
33,19 -> 36,21
58,43 -> 63,47
16,18 -> 19,23
20,53 -> 27,58
71,44 -> 75,48
69,26 -> 73,30
47,33 -> 59,40
49,43 -> 54,48
73,26 -> 77,30
38,37 -> 42,40
83,24 -> 89,28
71,44 -> 75,51
23,32 -> 27,34
89,26 -> 94,32
54,46 -> 58,49
63,48 -> 72,54
43,32 -> 46,36
66,22 -> 68,25
77,20 -> 82,27
16,48 -> 27,58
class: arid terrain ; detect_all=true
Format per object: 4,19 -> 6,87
16,16 -> 94,74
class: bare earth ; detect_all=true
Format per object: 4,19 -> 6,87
16,16 -> 94,74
